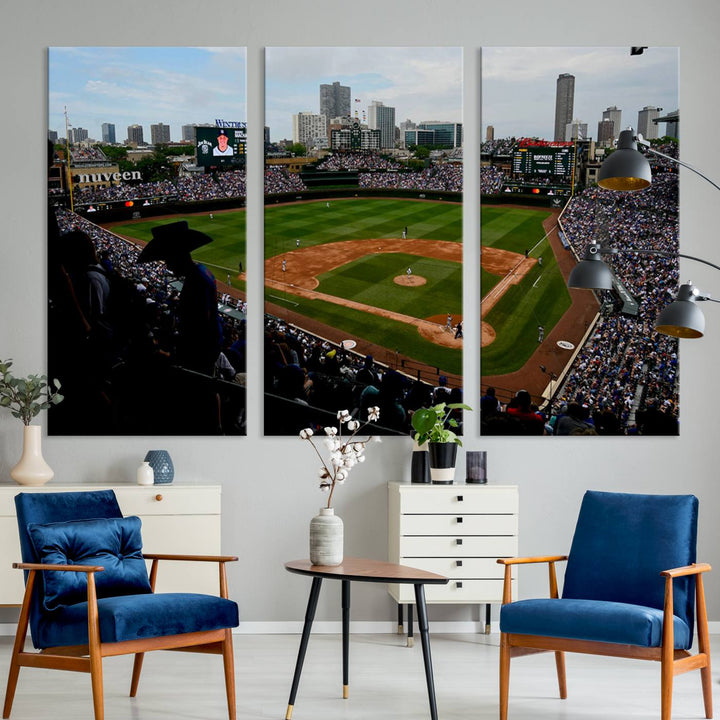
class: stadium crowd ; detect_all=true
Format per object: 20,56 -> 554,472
264,315 -> 462,436
482,141 -> 680,436
264,166 -> 307,194
358,163 -> 462,192
49,208 -> 246,435
315,152 -> 402,171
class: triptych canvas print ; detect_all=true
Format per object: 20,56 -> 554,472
47,46 -> 679,437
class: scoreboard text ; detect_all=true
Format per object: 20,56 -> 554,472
512,146 -> 574,177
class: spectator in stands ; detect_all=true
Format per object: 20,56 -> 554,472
138,221 -> 221,376
480,386 -> 501,417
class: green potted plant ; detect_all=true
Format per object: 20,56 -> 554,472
411,401 -> 472,484
0,359 -> 63,486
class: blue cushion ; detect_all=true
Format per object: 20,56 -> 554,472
562,491 -> 697,641
500,598 -> 691,649
27,516 -> 152,611
35,593 -> 239,648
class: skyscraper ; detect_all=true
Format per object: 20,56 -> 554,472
637,106 -> 662,140
368,100 -> 396,149
597,118 -> 615,144
292,112 -> 328,148
486,125 -> 495,142
69,127 -> 88,144
319,82 -> 351,121
602,106 -> 622,139
127,124 -> 144,146
181,124 -> 196,142
565,119 -> 587,142
150,122 -> 171,145
101,123 -> 116,144
554,73 -> 575,142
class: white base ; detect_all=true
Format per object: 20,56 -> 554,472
429,467 -> 455,483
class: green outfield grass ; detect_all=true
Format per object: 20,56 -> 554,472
110,211 -> 247,291
265,198 -> 461,258
481,205 -> 570,376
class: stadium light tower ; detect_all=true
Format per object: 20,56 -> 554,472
568,241 -> 720,338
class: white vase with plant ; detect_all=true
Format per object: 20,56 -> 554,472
411,401 -> 472,484
300,406 -> 380,566
0,359 -> 63,486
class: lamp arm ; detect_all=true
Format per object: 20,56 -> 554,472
641,145 -> 720,194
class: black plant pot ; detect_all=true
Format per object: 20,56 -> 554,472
428,442 -> 458,484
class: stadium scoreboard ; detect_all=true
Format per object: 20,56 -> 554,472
196,125 -> 246,167
512,146 -> 574,177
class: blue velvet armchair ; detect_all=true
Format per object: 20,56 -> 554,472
2,490 -> 239,720
498,490 -> 712,720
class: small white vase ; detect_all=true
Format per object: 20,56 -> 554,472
309,507 -> 344,566
136,461 -> 154,485
10,425 -> 54,486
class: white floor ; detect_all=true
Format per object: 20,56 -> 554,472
0,632 -> 716,720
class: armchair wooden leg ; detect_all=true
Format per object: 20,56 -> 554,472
554,651 -> 567,699
3,570 -> 35,719
129,653 -> 144,697
222,629 -> 236,720
499,633 -> 510,720
696,574 -> 713,719
87,574 -> 104,720
89,654 -> 104,720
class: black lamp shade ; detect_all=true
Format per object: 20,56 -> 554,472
568,255 -> 614,290
597,130 -> 652,192
655,285 -> 706,338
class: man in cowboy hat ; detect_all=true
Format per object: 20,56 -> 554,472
138,220 -> 221,375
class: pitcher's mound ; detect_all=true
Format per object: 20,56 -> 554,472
394,275 -> 427,286
481,321 -> 496,347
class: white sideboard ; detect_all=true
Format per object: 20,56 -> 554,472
388,482 -> 518,636
0,484 -> 222,605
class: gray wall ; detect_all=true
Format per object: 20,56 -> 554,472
1,0 -> 719,626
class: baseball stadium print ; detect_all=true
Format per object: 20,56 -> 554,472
48,47 -> 247,435
481,47 -> 680,436
264,47 -> 463,435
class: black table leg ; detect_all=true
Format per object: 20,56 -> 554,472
407,602 -> 414,647
342,579 -> 350,699
485,603 -> 491,635
414,583 -> 439,720
286,577 -> 323,720
397,602 -> 404,634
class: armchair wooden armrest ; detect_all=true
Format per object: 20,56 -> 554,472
142,554 -> 238,598
13,562 -> 105,573
142,554 -> 238,563
498,556 -> 568,604
661,562 -> 711,578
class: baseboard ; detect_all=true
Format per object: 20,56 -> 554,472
3,621 -> 720,636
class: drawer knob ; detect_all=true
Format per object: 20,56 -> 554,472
456,560 -> 463,567
456,539 -> 463,545
456,517 -> 463,523
457,495 -> 464,502
456,581 -> 463,589
155,494 -> 163,502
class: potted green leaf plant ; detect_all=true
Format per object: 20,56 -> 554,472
0,359 -> 63,486
411,401 -> 472,484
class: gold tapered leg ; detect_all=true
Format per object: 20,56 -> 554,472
285,704 -> 293,720
407,637 -> 414,648
343,685 -> 349,699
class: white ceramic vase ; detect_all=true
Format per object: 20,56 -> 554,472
136,461 -> 154,485
309,507 -> 343,566
10,425 -> 54,486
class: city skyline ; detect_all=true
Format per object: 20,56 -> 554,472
482,47 -> 678,141
48,47 -> 247,143
265,47 -> 462,142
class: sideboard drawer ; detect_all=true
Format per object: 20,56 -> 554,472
402,557 -> 508,580
399,487 -> 517,515
390,578 -> 515,604
400,535 -> 518,558
401,513 -> 517,536
114,486 -> 221,517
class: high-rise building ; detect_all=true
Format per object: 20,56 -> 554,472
418,121 -> 463,148
48,130 -> 58,144
368,100 -> 396,149
320,82 -> 351,122
127,124 -> 144,146
292,112 -> 328,148
565,119 -> 587,142
637,106 -> 662,140
101,123 -> 116,144
181,124 -> 196,142
597,118 -> 615,144
663,109 -> 680,139
150,123 -> 171,145
602,106 -> 622,139
486,125 -> 495,142
264,126 -> 271,147
69,127 -> 88,144
554,73 -> 575,142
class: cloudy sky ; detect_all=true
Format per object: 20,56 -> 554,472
482,46 -> 678,140
265,47 -> 463,142
48,47 -> 247,142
